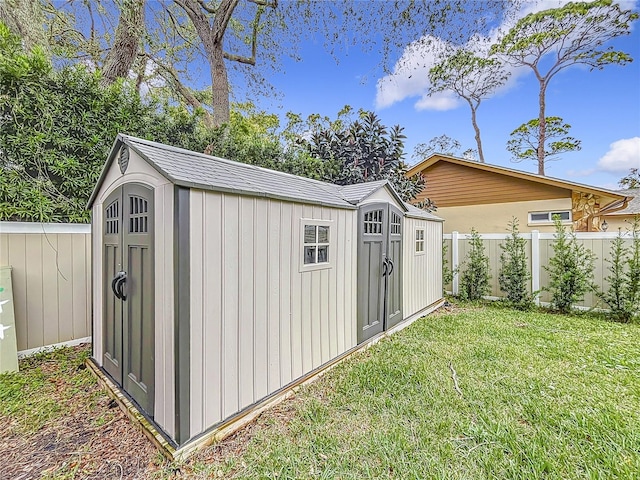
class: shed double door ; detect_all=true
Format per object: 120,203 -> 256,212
103,183 -> 155,416
357,203 -> 403,343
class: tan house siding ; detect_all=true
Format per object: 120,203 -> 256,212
416,161 -> 569,207
437,198 -> 573,233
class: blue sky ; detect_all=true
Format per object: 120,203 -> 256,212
252,0 -> 640,191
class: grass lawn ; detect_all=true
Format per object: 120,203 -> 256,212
1,303 -> 638,479
189,304 -> 640,479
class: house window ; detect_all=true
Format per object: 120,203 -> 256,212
415,228 -> 425,253
529,210 -> 571,224
303,223 -> 330,265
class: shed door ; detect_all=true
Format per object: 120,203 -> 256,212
103,183 -> 155,416
357,203 -> 404,343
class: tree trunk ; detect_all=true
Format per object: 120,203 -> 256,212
469,102 -> 484,163
0,0 -> 49,55
101,0 -> 146,88
210,42 -> 230,127
537,81 -> 547,175
177,0 -> 239,127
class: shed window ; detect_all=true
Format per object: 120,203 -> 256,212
529,210 -> 571,224
304,224 -> 330,264
105,200 -> 119,235
364,210 -> 383,234
391,212 -> 402,235
415,228 -> 425,253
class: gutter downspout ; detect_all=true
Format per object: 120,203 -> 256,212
592,196 -> 631,230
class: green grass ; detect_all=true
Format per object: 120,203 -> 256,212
0,345 -> 100,434
193,305 -> 640,479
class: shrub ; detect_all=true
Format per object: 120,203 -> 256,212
543,216 -> 595,314
442,240 -> 454,292
458,228 -> 491,301
599,217 -> 640,323
499,218 -> 535,310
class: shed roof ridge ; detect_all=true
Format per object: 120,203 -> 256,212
119,133 -> 346,192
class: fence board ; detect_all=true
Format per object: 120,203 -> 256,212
0,222 -> 91,353
445,230 -> 634,310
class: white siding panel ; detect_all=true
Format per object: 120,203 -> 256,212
189,190 -> 205,436
267,201 -> 282,392
203,192 -> 223,428
222,195 -> 240,419
238,197 -> 255,409
403,218 -> 443,318
253,199 -> 269,402
154,182 -> 175,439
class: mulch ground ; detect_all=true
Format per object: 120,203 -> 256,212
0,344 -> 298,479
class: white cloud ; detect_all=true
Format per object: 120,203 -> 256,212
414,91 -> 461,111
375,0 -> 638,111
596,137 -> 640,173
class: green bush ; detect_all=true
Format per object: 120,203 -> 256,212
458,228 -> 491,301
499,218 -> 535,310
598,218 -> 640,323
543,216 -> 595,314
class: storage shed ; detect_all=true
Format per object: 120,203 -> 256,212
88,134 -> 443,456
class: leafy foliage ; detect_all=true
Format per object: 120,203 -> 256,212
498,218 -> 535,310
618,168 -> 640,189
492,0 -> 638,175
507,117 -> 581,166
413,134 -> 477,162
303,111 -> 425,202
0,25 -> 143,222
0,22 -> 214,223
458,228 -> 491,301
428,48 -> 509,163
442,240 -> 454,292
598,218 -> 640,323
543,216 -> 596,314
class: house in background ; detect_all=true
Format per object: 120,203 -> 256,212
602,188 -> 640,232
407,154 -> 632,233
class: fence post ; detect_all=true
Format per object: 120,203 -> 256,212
531,229 -> 540,305
452,231 -> 459,296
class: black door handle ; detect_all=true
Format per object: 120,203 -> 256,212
382,257 -> 388,277
111,271 -> 126,300
387,257 -> 394,276
116,272 -> 127,301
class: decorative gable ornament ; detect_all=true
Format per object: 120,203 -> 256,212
118,145 -> 130,174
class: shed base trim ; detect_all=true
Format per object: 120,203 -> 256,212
87,297 -> 445,461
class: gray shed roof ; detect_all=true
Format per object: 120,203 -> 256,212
88,134 -> 442,223
89,134 -> 354,209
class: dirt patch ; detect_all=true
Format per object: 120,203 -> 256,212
0,345 -> 306,479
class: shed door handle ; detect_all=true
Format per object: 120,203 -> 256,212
111,271 -> 126,300
387,257 -> 394,276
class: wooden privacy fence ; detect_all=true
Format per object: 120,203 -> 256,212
444,231 -> 635,310
0,222 -> 91,355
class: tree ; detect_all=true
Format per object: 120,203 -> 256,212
543,216 -> 596,314
428,48 -> 509,163
598,221 -> 640,323
0,22 -> 210,222
100,0 -> 146,87
492,0 -> 638,175
619,168 -> 640,189
507,117 -> 581,169
499,218 -> 535,310
0,0 -> 49,54
458,228 -> 491,301
299,110 -> 425,202
413,134 -> 480,162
